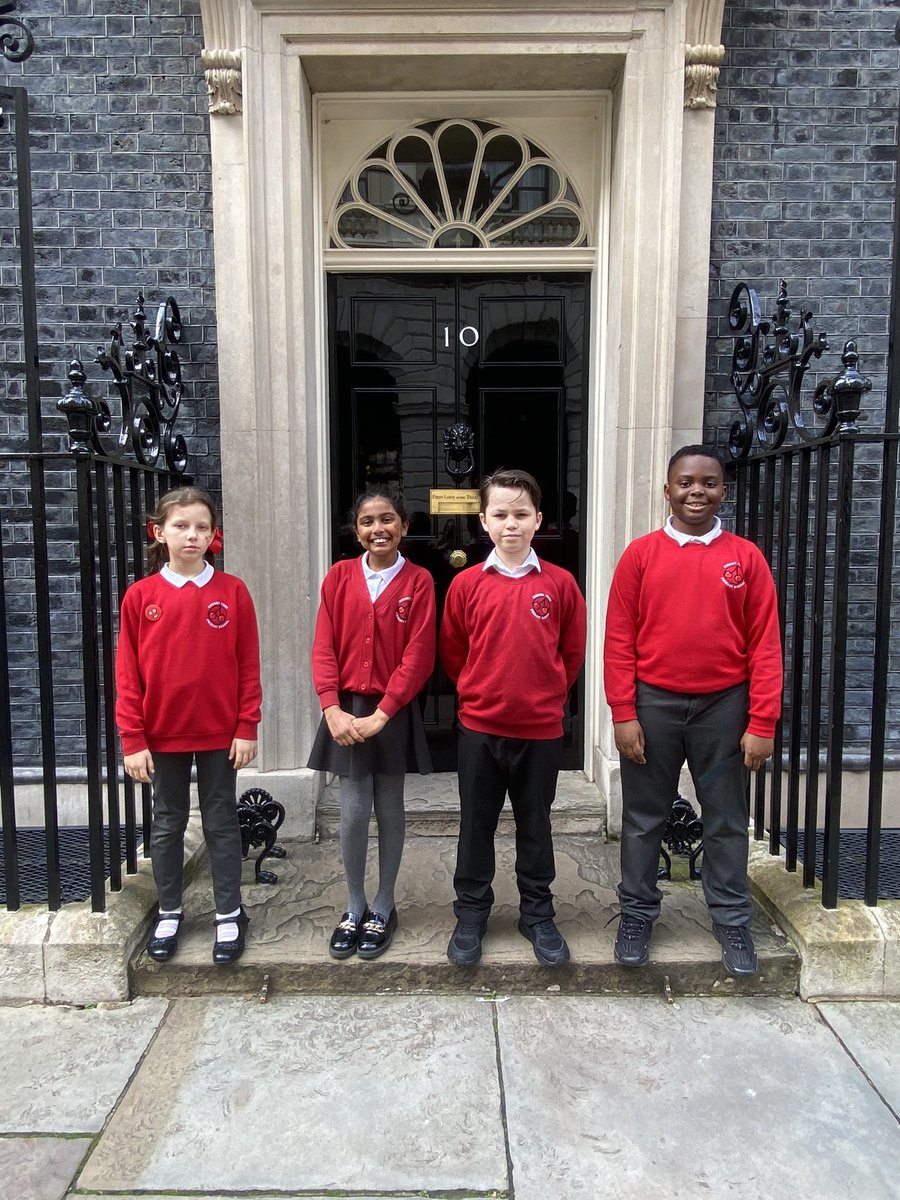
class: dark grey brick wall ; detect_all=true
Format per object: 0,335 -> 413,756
1,0 -> 219,771
706,0 -> 900,761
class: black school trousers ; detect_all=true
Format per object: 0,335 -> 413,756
618,680 -> 753,927
453,723 -> 563,928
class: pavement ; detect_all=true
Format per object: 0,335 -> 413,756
2,991 -> 899,1199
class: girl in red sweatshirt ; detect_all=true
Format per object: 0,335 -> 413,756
115,486 -> 262,966
308,490 -> 436,960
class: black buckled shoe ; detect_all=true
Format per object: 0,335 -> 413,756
212,906 -> 250,965
613,913 -> 652,967
447,919 -> 487,966
713,922 -> 758,976
518,917 -> 570,966
329,910 -> 367,960
357,909 -> 398,959
147,911 -> 184,962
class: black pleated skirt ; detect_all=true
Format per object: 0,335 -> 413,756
306,691 -> 432,779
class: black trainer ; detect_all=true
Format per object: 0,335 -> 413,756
713,922 -> 758,976
613,913 -> 652,966
447,919 -> 487,966
518,917 -> 570,966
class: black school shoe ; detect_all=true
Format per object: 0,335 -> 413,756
518,917 -> 570,967
357,909 -> 398,959
212,906 -> 250,965
713,922 -> 759,976
613,914 -> 652,967
146,911 -> 184,962
329,910 -> 368,960
447,919 -> 487,966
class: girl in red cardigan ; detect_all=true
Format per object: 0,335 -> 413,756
308,490 -> 436,960
115,486 -> 262,966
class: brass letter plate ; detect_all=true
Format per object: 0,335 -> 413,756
429,488 -> 481,515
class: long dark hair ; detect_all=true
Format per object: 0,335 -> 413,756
348,488 -> 409,527
147,486 -> 218,573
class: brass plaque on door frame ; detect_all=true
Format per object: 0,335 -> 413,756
429,488 -> 481,515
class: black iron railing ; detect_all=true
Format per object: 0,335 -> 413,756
727,281 -> 898,907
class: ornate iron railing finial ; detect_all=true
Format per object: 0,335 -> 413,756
0,1 -> 34,63
727,279 -> 829,459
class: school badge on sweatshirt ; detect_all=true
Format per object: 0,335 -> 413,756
206,600 -> 230,628
144,603 -> 162,622
530,592 -> 552,620
721,561 -> 745,589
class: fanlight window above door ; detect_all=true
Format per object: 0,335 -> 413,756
329,119 -> 589,250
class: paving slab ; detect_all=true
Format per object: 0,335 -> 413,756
0,1136 -> 91,1200
497,995 -> 900,1200
78,995 -> 506,1194
817,1000 -> 900,1117
131,835 -> 799,997
0,998 -> 167,1134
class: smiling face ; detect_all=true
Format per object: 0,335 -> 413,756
479,485 -> 542,567
664,454 -> 726,535
153,501 -> 215,576
355,497 -> 408,568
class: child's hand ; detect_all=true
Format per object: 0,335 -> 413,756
352,708 -> 389,740
230,738 -> 258,770
124,750 -> 155,783
614,720 -> 646,764
741,731 -> 774,771
325,705 -> 366,746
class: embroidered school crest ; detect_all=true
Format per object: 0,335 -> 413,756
721,561 -> 745,589
144,603 -> 162,622
530,592 -> 552,621
396,595 -> 412,624
206,600 -> 230,628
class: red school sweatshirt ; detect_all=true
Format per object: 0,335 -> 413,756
603,529 -> 783,737
311,557 -> 436,717
115,570 -> 262,755
440,560 -> 587,739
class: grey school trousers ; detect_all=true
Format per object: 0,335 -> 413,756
618,680 -> 753,927
149,749 -> 243,914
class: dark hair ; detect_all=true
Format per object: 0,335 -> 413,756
348,488 -> 409,526
147,486 -> 218,573
667,444 -> 726,479
479,468 -> 542,513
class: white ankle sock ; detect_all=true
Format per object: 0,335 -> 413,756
154,910 -> 182,940
215,907 -> 242,942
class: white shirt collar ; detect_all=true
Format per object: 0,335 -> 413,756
663,515 -> 723,547
161,561 -> 214,588
361,551 -> 406,601
483,547 -> 542,577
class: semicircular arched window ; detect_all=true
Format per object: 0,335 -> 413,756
328,119 -> 589,250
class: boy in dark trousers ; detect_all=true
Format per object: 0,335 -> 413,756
440,469 -> 587,967
604,445 -> 782,975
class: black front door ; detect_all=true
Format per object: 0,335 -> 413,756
328,272 -> 589,769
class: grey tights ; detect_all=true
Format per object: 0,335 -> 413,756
339,773 -> 406,918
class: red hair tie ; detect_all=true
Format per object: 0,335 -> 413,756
146,518 -> 157,542
209,528 -> 224,555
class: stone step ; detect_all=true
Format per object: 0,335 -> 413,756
316,770 -> 607,837
130,835 -> 800,999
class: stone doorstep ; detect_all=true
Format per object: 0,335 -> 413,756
748,841 -> 900,1001
129,834 -> 800,1000
0,815 -> 208,1006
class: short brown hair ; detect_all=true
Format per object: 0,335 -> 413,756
479,468 -> 542,513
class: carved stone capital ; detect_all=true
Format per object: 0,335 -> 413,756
199,0 -> 242,116
684,43 -> 725,110
201,47 -> 242,116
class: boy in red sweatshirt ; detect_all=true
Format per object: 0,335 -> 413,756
604,445 -> 782,976
440,468 -> 587,967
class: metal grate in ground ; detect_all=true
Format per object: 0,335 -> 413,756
0,827 -> 134,905
788,829 -> 900,901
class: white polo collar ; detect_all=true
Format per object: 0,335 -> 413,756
483,547 -> 542,577
663,515 -> 723,546
161,562 -> 214,588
